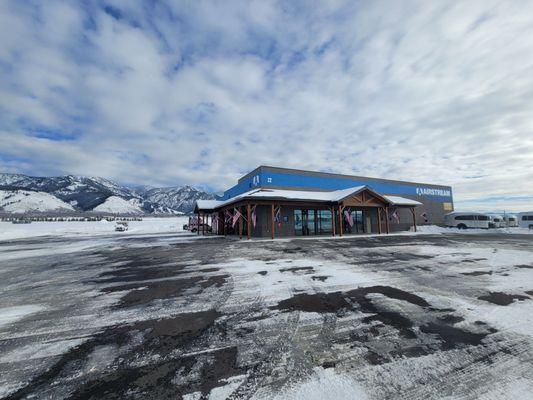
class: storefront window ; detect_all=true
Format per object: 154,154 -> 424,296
318,210 -> 332,234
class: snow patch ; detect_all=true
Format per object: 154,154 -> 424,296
255,367 -> 368,400
0,305 -> 46,328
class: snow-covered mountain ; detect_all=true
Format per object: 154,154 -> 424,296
143,186 -> 215,214
0,174 -> 138,210
0,190 -> 75,213
0,173 -> 216,215
92,196 -> 144,214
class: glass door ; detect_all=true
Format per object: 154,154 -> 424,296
307,210 -> 316,235
294,209 -> 303,236
295,209 -> 317,236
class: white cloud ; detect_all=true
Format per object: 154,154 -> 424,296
0,0 -> 533,210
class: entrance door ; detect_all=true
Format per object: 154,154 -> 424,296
302,210 -> 309,235
295,209 -> 316,236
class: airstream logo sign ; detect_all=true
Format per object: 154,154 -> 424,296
416,187 -> 451,197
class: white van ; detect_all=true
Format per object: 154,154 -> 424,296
518,212 -> 533,229
444,212 -> 493,229
503,215 -> 518,227
490,215 -> 505,228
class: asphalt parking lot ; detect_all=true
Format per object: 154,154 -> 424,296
1,232 -> 533,399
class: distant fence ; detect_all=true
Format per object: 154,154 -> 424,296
0,215 -> 143,222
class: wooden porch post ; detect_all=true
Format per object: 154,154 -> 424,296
385,207 -> 390,234
247,203 -> 251,240
411,207 -> 417,232
331,206 -> 336,236
197,211 -> 200,235
238,206 -> 243,239
271,204 -> 275,239
377,208 -> 382,234
222,209 -> 226,236
338,205 -> 343,237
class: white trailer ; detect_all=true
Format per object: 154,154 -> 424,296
518,212 -> 533,229
490,215 -> 505,228
444,212 -> 493,229
503,214 -> 518,227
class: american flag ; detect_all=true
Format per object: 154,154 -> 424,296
344,210 -> 354,227
232,208 -> 242,228
251,206 -> 257,228
275,206 -> 282,227
224,210 -> 232,224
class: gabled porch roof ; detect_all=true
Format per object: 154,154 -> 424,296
195,186 -> 421,213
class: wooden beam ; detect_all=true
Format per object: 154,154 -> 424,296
197,211 -> 200,235
377,208 -> 382,234
411,207 -> 417,232
331,206 -> 336,236
271,204 -> 275,239
385,207 -> 390,234
222,209 -> 226,236
246,203 -> 251,240
238,207 -> 243,239
338,205 -> 343,237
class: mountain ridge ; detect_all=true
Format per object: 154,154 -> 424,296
0,173 -> 216,215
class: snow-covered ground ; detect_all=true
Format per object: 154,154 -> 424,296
2,221 -> 532,242
0,216 -> 190,241
1,229 -> 533,398
413,224 -> 533,235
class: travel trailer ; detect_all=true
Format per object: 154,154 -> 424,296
503,214 -> 518,227
490,215 -> 505,228
444,212 -> 493,229
518,212 -> 533,229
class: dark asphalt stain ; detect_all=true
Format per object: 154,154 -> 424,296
437,314 -> 465,324
478,292 -> 531,306
420,323 -> 488,350
273,285 -> 497,364
102,274 -> 228,309
311,275 -> 329,282
279,266 -> 314,273
461,271 -> 493,276
5,310 -> 225,400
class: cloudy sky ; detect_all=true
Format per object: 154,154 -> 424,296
1,1 -> 533,211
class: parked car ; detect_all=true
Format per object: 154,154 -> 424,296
518,212 -> 533,229
190,223 -> 212,233
444,212 -> 493,229
503,215 -> 518,227
12,219 -> 31,224
115,221 -> 129,231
